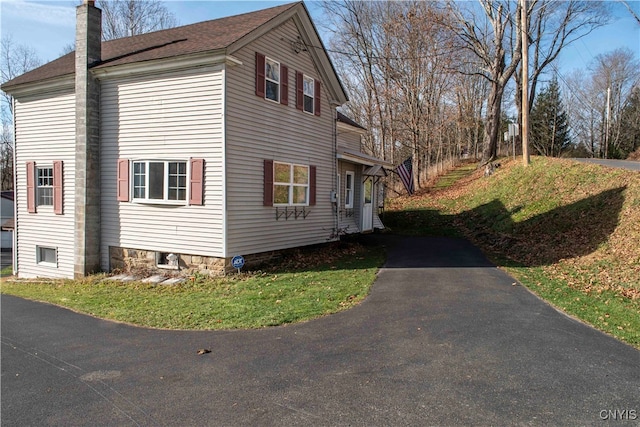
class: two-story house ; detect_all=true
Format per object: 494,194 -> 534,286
1,1 -> 390,279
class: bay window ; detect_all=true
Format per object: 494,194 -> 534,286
132,160 -> 187,203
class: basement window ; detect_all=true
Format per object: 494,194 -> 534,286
156,252 -> 179,270
36,246 -> 57,267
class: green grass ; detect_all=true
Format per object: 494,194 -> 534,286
1,243 -> 385,330
432,162 -> 477,189
1,265 -> 12,277
505,265 -> 640,346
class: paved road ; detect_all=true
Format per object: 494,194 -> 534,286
570,158 -> 640,171
2,237 -> 639,426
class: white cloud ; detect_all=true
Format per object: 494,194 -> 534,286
1,0 -> 75,29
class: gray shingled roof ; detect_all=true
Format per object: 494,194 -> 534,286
3,2 -> 298,89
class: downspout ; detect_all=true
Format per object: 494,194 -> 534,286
12,96 -> 17,276
331,102 -> 339,239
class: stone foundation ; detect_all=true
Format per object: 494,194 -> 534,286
109,246 -> 282,277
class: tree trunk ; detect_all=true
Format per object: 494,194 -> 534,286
482,82 -> 505,164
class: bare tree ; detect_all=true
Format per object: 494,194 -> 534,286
98,0 -> 178,40
589,48 -> 640,158
1,36 -> 42,191
513,1 -> 610,139
448,1 -> 523,164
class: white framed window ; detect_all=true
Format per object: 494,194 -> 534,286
36,246 -> 57,267
345,171 -> 354,209
132,160 -> 188,203
274,162 -> 309,206
37,166 -> 54,206
303,75 -> 314,114
265,57 -> 280,102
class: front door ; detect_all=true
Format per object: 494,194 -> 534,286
362,177 -> 373,232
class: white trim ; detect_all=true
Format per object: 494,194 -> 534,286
92,52 -> 240,80
303,74 -> 314,114
264,56 -> 281,103
337,147 -> 393,168
4,77 -> 74,99
273,162 -> 310,206
344,171 -> 354,209
221,63 -> 228,258
337,121 -> 367,136
131,160 -> 189,205
36,245 -> 57,267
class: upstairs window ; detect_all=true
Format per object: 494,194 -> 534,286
303,75 -> 314,114
255,52 -> 288,105
265,58 -> 280,102
296,71 -> 321,116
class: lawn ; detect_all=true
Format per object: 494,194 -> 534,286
1,242 -> 385,330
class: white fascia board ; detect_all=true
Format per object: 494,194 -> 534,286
337,149 -> 393,168
92,51 -> 241,80
337,121 -> 367,136
4,75 -> 74,99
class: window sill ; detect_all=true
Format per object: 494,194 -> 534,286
37,262 -> 57,268
132,200 -> 187,207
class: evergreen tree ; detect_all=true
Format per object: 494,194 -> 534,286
530,77 -> 571,157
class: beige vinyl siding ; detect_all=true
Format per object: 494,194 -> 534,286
100,66 -> 225,269
14,89 -> 76,278
337,126 -> 362,152
225,19 -> 338,256
338,161 -> 361,234
337,125 -> 364,233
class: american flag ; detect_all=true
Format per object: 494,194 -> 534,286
396,157 -> 414,195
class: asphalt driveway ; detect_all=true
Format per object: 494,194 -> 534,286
2,236 -> 638,426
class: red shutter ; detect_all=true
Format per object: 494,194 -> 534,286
189,158 -> 204,206
281,65 -> 289,106
309,165 -> 316,206
314,80 -> 321,116
116,159 -> 129,202
26,161 -> 36,213
255,52 -> 265,98
53,160 -> 63,215
264,159 -> 273,206
296,71 -> 304,111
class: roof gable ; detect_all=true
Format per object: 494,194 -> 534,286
2,1 -> 347,103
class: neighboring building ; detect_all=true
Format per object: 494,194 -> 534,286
1,191 -> 14,251
1,1 -> 389,279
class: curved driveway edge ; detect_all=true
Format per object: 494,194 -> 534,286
2,236 -> 639,426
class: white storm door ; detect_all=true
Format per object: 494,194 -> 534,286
362,177 -> 373,232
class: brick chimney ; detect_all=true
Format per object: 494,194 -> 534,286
75,0 -> 102,278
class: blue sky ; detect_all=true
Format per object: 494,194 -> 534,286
1,0 -> 639,78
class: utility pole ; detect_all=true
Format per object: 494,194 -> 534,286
604,86 -> 611,159
520,0 -> 530,166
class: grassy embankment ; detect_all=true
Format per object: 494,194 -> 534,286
385,157 -> 640,348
